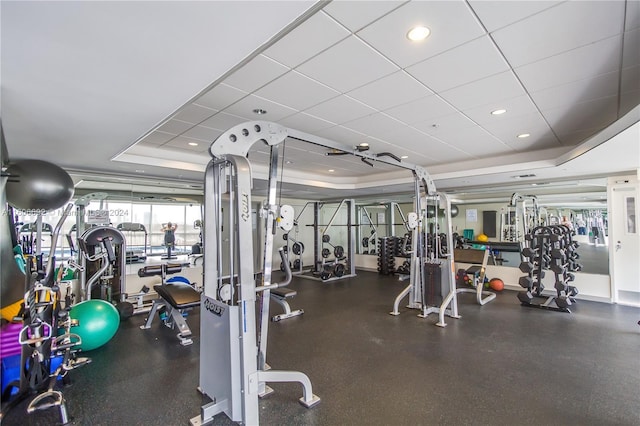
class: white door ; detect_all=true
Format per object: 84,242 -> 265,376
610,183 -> 640,306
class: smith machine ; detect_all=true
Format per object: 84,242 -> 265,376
190,121 -> 453,424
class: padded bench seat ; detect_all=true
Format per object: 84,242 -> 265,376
141,283 -> 200,346
271,288 -> 297,299
153,283 -> 200,309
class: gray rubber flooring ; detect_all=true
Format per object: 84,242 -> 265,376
2,270 -> 639,425
574,243 -> 609,275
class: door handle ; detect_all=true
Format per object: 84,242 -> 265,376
615,241 -> 622,251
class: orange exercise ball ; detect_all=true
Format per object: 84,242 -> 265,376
489,278 -> 504,291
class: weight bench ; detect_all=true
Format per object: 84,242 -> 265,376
270,288 -> 304,322
138,264 -> 201,346
454,248 -> 496,306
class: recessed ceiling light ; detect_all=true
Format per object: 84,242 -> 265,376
188,142 -> 198,146
517,133 -> 531,138
407,26 -> 431,41
285,160 -> 293,164
135,169 -> 145,173
401,155 -> 409,159
491,109 -> 507,115
328,169 -> 335,173
253,108 -> 267,115
359,143 -> 369,147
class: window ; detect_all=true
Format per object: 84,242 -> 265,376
626,196 -> 636,234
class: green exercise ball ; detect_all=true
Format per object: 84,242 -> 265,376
68,300 -> 120,351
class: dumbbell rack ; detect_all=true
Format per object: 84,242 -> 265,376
518,225 -> 581,313
377,237 -> 396,275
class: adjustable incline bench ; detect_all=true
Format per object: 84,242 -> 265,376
454,247 -> 496,306
270,287 -> 304,322
138,263 -> 200,345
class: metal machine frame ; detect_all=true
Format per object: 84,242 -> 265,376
389,191 -> 460,327
192,121 -> 454,424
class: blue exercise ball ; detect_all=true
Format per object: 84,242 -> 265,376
5,159 -> 74,211
68,300 -> 120,351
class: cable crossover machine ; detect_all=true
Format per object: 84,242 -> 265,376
190,121 -> 458,425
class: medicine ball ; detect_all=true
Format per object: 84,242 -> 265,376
489,278 -> 505,291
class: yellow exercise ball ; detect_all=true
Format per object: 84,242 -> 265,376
477,234 -> 489,242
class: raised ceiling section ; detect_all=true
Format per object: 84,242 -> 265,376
117,0 -> 639,195
1,1 -> 638,205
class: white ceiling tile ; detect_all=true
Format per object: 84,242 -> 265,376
223,94 -> 298,122
623,27 -> 640,69
173,103 -> 217,124
463,95 -> 539,125
278,112 -> 335,133
322,1 -> 405,33
492,1 -> 626,67
626,0 -> 640,30
157,119 -> 194,135
467,0 -> 563,32
357,0 -> 486,68
200,112 -> 251,131
263,11 -> 350,68
621,64 -> 640,92
305,94 -> 377,124
346,71 -> 432,111
515,36 -> 622,93
531,71 -> 619,111
297,36 -> 398,93
480,112 -> 559,147
440,71 -> 525,110
182,125 -> 223,142
406,35 -> 509,92
542,95 -> 619,136
139,131 -> 175,145
341,112 -> 406,136
620,89 -> 640,117
433,125 -> 513,157
194,83 -> 247,111
416,138 -> 474,164
412,112 -> 477,135
508,133 -> 561,152
315,125 -> 368,145
555,126 -> 605,146
254,70 -> 339,111
222,54 -> 289,93
384,95 -> 458,125
373,126 -> 441,162
164,136 -> 209,152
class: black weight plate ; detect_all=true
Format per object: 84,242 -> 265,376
322,248 -> 331,258
292,242 -> 304,255
334,245 -> 345,259
334,263 -> 345,277
322,234 -> 330,243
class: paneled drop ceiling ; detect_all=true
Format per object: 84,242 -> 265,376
2,1 -> 639,207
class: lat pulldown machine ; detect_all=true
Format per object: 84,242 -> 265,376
191,122 -> 320,426
191,120 -> 456,424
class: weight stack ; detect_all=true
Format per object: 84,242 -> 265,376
377,237 -> 396,275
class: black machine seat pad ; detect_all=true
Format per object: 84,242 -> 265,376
271,287 -> 297,298
465,265 -> 483,274
154,283 -> 200,309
